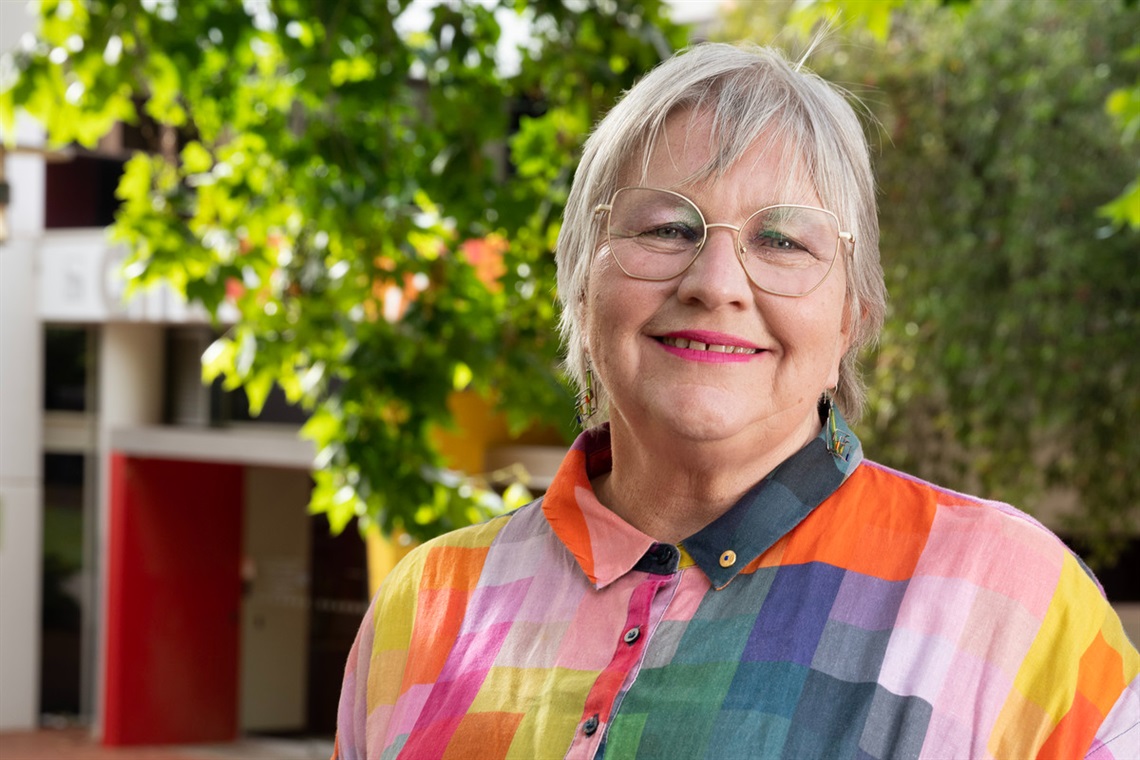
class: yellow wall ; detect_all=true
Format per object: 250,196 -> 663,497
365,391 -> 564,595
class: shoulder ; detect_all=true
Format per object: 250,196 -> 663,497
840,463 -> 1139,756
799,459 -> 1092,593
817,459 -> 1120,624
846,459 -> 1089,577
377,506 -> 524,597
846,461 -> 1139,681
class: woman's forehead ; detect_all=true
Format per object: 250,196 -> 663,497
620,109 -> 820,210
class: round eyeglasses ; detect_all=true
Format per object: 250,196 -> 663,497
593,187 -> 854,297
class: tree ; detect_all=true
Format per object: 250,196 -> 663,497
720,0 -> 1140,564
1,0 -> 688,539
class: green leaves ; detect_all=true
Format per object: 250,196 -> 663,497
4,0 -> 684,541
788,0 -> 901,42
1100,178 -> 1140,229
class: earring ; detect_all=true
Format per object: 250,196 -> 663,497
576,361 -> 597,426
822,390 -> 850,461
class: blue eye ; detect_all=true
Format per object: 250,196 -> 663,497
755,230 -> 801,250
647,223 -> 701,242
751,228 -> 811,254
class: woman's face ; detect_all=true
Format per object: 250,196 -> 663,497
584,111 -> 852,452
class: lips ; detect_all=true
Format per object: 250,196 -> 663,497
659,336 -> 759,355
654,330 -> 764,363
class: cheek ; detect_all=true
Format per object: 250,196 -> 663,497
770,293 -> 848,368
586,257 -> 636,327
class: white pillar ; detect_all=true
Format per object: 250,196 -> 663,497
0,0 -> 48,728
91,322 -> 165,737
0,237 -> 45,730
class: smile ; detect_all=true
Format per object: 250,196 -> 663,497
658,336 -> 759,355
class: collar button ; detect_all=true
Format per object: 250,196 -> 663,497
719,550 -> 737,568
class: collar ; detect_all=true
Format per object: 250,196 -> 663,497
542,405 -> 863,590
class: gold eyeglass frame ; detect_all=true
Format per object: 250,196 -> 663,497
593,186 -> 855,298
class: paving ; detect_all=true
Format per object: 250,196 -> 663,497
0,728 -> 334,760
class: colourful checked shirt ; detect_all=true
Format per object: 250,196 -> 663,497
334,414 -> 1140,759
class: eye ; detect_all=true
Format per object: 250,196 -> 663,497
646,223 -> 700,242
753,229 -> 809,252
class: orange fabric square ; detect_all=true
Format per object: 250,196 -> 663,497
1077,630 -> 1126,718
404,586 -> 471,688
781,466 -> 936,581
441,711 -> 525,760
1036,691 -> 1100,760
421,545 -> 491,591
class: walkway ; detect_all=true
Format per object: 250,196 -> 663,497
0,728 -> 334,760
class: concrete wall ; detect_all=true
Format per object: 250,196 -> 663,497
0,0 -> 47,729
0,236 -> 44,729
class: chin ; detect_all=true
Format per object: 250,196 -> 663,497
648,395 -> 756,443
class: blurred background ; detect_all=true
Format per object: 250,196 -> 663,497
1,0 -> 1137,754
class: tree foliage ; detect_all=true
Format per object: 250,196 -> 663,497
1,0 -> 687,539
721,0 -> 1140,564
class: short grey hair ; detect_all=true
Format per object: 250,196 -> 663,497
555,42 -> 886,424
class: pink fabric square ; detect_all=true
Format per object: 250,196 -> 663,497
662,569 -> 712,621
894,573 -> 979,641
935,644 -> 1014,756
878,625 -> 957,702
390,682 -> 434,737
958,585 -> 1040,678
516,554 -> 592,623
915,504 -> 1062,620
555,574 -> 643,670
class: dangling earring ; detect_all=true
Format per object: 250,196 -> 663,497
576,360 -> 597,426
822,389 -> 850,461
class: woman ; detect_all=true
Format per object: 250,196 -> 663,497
334,43 -> 1138,759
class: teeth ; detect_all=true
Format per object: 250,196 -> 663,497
662,337 -> 758,354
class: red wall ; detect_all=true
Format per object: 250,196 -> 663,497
104,454 -> 243,745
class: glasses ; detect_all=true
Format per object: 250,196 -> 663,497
594,187 -> 854,297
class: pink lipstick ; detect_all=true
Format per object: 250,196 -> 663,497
655,330 -> 763,364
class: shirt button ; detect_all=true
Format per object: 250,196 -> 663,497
719,550 -> 737,568
583,714 -> 600,736
623,626 -> 641,644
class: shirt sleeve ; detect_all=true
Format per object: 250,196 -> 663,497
1089,675 -> 1140,759
988,547 -> 1140,758
334,590 -> 380,760
332,545 -> 427,760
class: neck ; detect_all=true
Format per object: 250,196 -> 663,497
594,410 -> 822,544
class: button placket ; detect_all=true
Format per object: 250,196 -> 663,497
569,574 -> 676,757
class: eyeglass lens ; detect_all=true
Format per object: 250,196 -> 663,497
606,187 -> 840,296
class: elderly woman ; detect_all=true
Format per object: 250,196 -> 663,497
334,43 -> 1138,759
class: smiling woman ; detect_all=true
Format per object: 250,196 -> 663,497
333,43 -> 1139,760
582,113 -> 855,541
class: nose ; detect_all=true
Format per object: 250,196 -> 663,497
675,223 -> 752,308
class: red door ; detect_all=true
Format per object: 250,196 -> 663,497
103,454 -> 243,745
